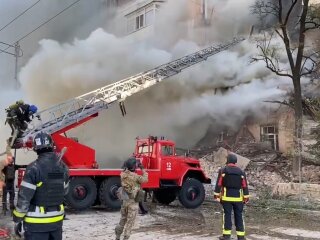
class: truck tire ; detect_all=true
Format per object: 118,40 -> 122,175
154,189 -> 177,205
178,178 -> 205,209
64,177 -> 97,211
99,177 -> 121,210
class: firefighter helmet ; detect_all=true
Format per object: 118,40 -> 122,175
227,154 -> 237,164
33,132 -> 54,152
125,157 -> 137,172
29,105 -> 38,114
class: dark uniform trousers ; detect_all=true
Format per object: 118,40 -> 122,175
222,201 -> 245,237
2,180 -> 15,209
24,228 -> 62,240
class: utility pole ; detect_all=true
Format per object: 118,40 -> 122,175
202,0 -> 208,44
14,42 -> 21,88
0,41 -> 23,88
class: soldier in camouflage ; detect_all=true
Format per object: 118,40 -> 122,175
115,157 -> 148,240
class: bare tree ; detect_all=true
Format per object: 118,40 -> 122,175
251,0 -> 320,175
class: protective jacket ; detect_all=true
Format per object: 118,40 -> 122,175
214,163 -> 249,202
121,169 -> 148,201
7,104 -> 32,123
13,152 -> 69,232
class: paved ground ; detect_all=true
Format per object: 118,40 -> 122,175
1,201 -> 320,239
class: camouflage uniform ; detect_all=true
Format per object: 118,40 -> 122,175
115,169 -> 148,240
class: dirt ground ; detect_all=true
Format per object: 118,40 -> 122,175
1,201 -> 320,240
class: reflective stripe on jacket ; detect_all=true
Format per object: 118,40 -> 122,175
13,152 -> 69,229
214,164 -> 249,202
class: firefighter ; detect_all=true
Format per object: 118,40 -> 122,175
5,100 -> 38,138
214,154 -> 249,240
2,157 -> 27,215
115,157 -> 148,240
13,132 -> 69,240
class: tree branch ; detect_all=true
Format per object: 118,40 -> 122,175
275,29 -> 284,40
278,0 -> 283,24
304,4 -> 320,32
264,100 -> 293,108
304,21 -> 320,32
284,0 -> 298,25
295,0 -> 309,77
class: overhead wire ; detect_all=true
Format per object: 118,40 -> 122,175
16,0 -> 81,43
0,0 -> 42,33
0,0 -> 81,55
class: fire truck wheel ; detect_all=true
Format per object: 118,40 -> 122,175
99,177 -> 121,210
178,178 -> 205,209
154,189 -> 177,205
64,177 -> 97,211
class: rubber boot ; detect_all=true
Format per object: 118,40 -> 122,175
219,235 -> 231,240
2,203 -> 7,216
115,226 -> 121,240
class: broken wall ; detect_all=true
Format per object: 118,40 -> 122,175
245,108 -> 295,155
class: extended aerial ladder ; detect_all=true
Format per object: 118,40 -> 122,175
14,37 -> 245,160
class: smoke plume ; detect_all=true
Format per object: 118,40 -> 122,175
3,0 -> 293,166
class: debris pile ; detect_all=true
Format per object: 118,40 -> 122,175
197,121 -> 320,202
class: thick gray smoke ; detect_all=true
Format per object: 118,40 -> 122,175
0,0 -> 113,158
4,0 -> 292,165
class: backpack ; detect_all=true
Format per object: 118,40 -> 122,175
5,164 -> 15,181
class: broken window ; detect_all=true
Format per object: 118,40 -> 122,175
260,125 -> 279,150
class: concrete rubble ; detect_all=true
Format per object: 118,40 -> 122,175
199,140 -> 320,202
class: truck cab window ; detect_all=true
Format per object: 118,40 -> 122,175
138,144 -> 152,155
161,145 -> 174,156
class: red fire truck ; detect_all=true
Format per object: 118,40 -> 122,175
15,38 -> 244,210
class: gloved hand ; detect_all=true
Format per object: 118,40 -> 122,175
36,115 -> 41,120
243,197 -> 249,204
14,222 -> 22,238
213,194 -> 221,202
13,213 -> 24,224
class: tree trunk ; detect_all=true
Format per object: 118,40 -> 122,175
292,76 -> 303,175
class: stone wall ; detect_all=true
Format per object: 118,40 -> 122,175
273,183 -> 320,203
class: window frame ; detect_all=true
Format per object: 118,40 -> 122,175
125,2 -> 157,34
260,125 -> 279,150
